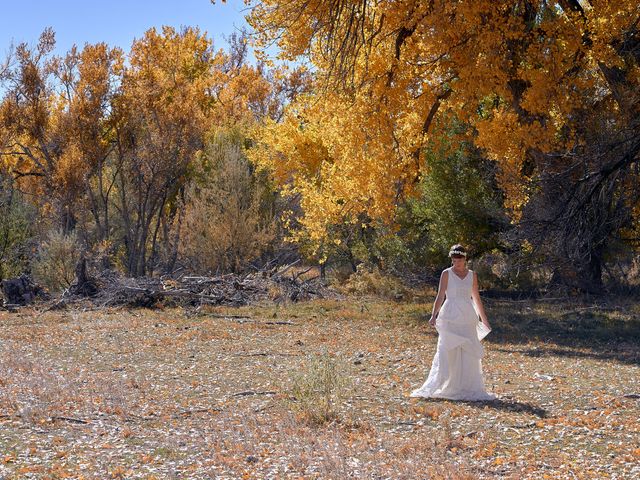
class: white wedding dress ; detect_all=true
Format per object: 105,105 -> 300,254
411,268 -> 496,401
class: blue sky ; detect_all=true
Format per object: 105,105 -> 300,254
0,0 -> 251,57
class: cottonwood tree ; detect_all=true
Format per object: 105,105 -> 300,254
112,27 -> 280,276
110,27 -> 215,276
56,42 -> 123,243
0,29 -> 121,233
247,0 -> 640,290
1,27 -> 283,277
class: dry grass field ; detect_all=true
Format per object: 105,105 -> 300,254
0,295 -> 639,479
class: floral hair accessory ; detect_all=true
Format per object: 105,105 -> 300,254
448,249 -> 467,257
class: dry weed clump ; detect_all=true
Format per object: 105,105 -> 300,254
286,350 -> 351,426
337,265 -> 412,300
31,229 -> 81,292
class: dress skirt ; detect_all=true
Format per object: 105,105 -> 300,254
411,296 -> 496,401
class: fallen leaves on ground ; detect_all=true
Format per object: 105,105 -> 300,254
0,297 -> 638,479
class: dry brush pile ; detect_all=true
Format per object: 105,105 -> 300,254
1,262 -> 338,312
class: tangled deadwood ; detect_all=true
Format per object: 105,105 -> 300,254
49,264 -> 338,310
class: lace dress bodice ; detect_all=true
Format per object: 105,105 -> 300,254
439,268 -> 477,325
445,267 -> 473,299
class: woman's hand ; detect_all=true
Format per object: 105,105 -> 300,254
481,319 -> 491,330
429,315 -> 437,326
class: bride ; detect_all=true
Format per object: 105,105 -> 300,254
411,244 -> 496,401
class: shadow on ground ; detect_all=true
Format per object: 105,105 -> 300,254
416,397 -> 549,418
484,300 -> 640,365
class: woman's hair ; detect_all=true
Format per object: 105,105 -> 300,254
448,244 -> 467,259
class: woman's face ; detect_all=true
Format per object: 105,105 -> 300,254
451,256 -> 466,268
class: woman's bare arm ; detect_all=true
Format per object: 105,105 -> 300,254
429,270 -> 448,326
471,272 -> 491,329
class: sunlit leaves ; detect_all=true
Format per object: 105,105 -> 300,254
248,0 -> 640,248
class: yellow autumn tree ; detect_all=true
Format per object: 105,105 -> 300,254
0,29 -> 122,232
246,0 -> 640,269
110,26 -> 222,275
1,26 -> 282,277
112,27 -> 282,275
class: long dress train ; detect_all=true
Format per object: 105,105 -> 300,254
411,268 -> 496,401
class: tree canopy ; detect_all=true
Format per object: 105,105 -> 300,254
247,1 -> 639,255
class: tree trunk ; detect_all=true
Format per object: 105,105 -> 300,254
69,256 -> 98,297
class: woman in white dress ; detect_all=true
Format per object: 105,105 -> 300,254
411,244 -> 496,401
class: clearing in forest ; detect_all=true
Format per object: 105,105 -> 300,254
0,297 -> 639,479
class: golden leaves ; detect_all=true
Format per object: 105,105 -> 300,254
248,0 -> 640,245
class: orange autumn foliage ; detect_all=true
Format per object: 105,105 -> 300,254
246,0 -> 640,248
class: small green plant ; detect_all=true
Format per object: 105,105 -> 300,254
288,350 -> 350,426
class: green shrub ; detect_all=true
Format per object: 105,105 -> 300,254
32,230 -> 81,292
0,181 -> 35,281
402,139 -> 508,268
